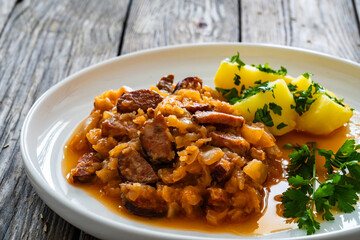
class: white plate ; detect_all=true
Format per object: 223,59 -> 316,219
21,43 -> 360,240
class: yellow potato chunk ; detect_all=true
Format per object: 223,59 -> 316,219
243,160 -> 268,184
214,61 -> 294,93
233,79 -> 297,136
291,75 -> 312,91
296,94 -> 353,135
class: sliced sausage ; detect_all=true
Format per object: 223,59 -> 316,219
117,89 -> 163,113
209,131 -> 250,156
211,157 -> 234,182
193,111 -> 244,128
174,77 -> 202,92
140,114 -> 174,164
101,116 -> 138,138
184,103 -> 211,113
70,152 -> 102,183
120,183 -> 167,217
156,74 -> 174,93
118,147 -> 159,183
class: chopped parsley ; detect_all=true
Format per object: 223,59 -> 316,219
233,74 -> 241,86
229,52 -> 245,70
287,83 -> 298,91
253,104 -> 274,127
215,87 -> 239,105
256,63 -> 287,76
324,92 -> 346,108
276,122 -> 288,129
282,140 -> 360,235
269,102 -> 282,115
290,83 -> 321,116
302,72 -> 313,79
254,80 -> 262,84
235,81 -> 275,103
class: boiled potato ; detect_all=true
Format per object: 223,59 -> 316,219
234,79 -> 297,136
291,75 -> 312,91
214,61 -> 294,93
296,94 -> 353,135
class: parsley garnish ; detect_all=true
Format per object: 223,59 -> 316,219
287,82 -> 298,91
256,63 -> 287,76
282,140 -> 360,235
302,72 -> 313,79
254,80 -> 262,84
253,104 -> 274,127
235,81 -> 275,103
277,122 -> 288,129
324,92 -> 346,108
290,83 -> 322,116
233,74 -> 241,86
269,102 -> 282,115
215,87 -> 239,105
229,52 -> 245,70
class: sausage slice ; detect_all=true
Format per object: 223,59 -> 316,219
118,147 -> 159,183
174,77 -> 202,92
209,131 -> 250,156
70,152 -> 102,183
117,89 -> 163,113
193,111 -> 244,128
140,114 -> 174,164
156,74 -> 174,93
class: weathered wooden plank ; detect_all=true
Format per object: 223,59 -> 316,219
0,0 -> 18,33
0,0 -> 129,239
121,0 -> 239,54
241,0 -> 290,45
241,0 -> 360,62
354,0 -> 360,36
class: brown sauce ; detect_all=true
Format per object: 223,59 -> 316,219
62,112 -> 360,236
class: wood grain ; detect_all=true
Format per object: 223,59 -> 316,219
0,0 -> 129,239
0,0 -> 18,33
241,0 -> 360,62
121,0 -> 239,54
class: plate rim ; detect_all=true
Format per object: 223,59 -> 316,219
20,42 -> 360,240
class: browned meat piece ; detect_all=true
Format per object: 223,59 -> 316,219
70,152 -> 102,183
211,157 -> 234,182
140,114 -> 174,164
118,147 -> 159,183
193,111 -> 244,128
249,147 -> 266,161
101,116 -> 138,138
184,103 -> 211,113
156,74 -> 174,93
121,183 -> 168,217
174,77 -> 202,92
209,131 -> 250,156
117,89 -> 163,113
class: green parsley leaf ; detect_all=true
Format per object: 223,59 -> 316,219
282,140 -> 360,235
269,102 -> 282,115
233,74 -> 241,86
256,63 -> 287,76
277,122 -> 288,129
229,52 -> 245,70
234,81 -> 275,104
253,104 -> 274,127
254,80 -> 262,84
302,72 -> 313,79
215,87 -> 239,104
287,82 -> 298,91
291,83 -> 318,116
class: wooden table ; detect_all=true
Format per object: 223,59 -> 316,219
0,0 -> 359,239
